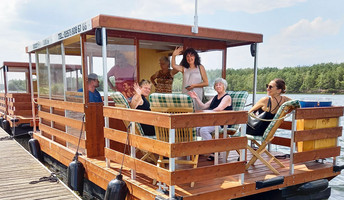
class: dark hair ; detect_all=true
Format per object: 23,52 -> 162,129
179,48 -> 201,68
273,78 -> 286,93
139,79 -> 151,87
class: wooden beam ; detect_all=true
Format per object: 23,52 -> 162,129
271,136 -> 291,147
171,137 -> 247,157
38,110 -> 84,130
40,123 -> 86,149
294,127 -> 342,142
171,161 -> 246,185
104,127 -> 170,157
38,98 -> 84,113
104,148 -> 171,184
84,103 -> 105,157
295,107 -> 344,120
293,146 -> 340,164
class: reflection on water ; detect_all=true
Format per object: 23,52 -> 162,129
249,94 -> 344,199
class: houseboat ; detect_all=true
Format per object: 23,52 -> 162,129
25,15 -> 343,199
0,61 -> 37,135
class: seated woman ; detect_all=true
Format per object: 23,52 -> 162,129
188,78 -> 232,161
130,79 -> 155,136
150,56 -> 178,93
247,78 -> 291,136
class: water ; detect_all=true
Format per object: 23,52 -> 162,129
248,93 -> 344,199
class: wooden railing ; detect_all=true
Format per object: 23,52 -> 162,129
37,98 -> 87,154
103,106 -> 248,189
289,106 -> 344,173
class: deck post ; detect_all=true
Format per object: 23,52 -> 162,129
289,110 -> 296,174
169,128 -> 176,199
214,125 -> 219,165
130,121 -> 136,179
240,123 -> 247,184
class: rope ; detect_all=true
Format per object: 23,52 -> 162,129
73,114 -> 85,161
29,173 -> 59,184
0,136 -> 13,141
248,110 -> 292,122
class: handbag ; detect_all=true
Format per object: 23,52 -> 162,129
246,98 -> 272,136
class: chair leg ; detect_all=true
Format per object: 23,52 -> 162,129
246,145 -> 280,175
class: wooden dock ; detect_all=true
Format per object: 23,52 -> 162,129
0,129 -> 81,200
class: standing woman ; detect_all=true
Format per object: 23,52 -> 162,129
150,56 -> 178,93
247,78 -> 291,136
172,46 -> 209,110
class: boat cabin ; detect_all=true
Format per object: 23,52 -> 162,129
26,15 -> 343,200
0,61 -> 37,134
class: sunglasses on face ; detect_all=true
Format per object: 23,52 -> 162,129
266,84 -> 274,89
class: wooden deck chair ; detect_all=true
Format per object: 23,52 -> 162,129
245,100 -> 300,175
226,91 -> 249,135
149,93 -> 198,187
111,92 -> 157,163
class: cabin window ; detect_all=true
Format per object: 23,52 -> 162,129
0,69 -> 5,93
85,36 -> 137,99
36,49 -> 49,98
7,71 -> 27,93
49,44 -> 64,99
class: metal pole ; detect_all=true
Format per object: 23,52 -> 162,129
252,43 -> 258,105
289,110 -> 296,174
28,53 -> 36,132
191,0 -> 198,34
101,27 -> 111,168
169,128 -> 176,199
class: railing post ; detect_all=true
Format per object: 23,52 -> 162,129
240,123 -> 246,184
214,125 -> 219,165
169,128 -> 176,199
289,110 -> 296,175
131,121 -> 136,180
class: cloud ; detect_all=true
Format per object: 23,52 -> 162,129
280,17 -> 341,42
198,0 -> 307,14
259,17 -> 343,67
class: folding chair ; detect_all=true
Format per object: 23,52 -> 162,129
245,100 -> 300,175
111,92 -> 157,163
149,93 -> 198,187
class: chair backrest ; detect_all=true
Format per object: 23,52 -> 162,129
111,92 -> 145,136
227,91 -> 249,131
149,93 -> 194,142
262,100 -> 300,140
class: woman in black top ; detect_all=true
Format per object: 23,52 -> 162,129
247,78 -> 291,136
130,79 -> 155,136
189,78 -> 232,160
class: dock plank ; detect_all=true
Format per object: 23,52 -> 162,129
0,129 -> 80,200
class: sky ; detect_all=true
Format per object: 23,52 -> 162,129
1,0 -> 343,70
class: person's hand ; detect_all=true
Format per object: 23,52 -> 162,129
133,83 -> 141,96
188,91 -> 198,99
172,46 -> 183,56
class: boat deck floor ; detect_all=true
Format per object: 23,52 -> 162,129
86,150 -> 336,200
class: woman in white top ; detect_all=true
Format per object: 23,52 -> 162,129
172,46 -> 209,110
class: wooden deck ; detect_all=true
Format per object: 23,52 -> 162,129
82,149 -> 337,200
0,129 -> 81,200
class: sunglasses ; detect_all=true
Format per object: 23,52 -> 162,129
266,84 -> 274,89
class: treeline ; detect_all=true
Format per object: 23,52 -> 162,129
205,62 -> 344,94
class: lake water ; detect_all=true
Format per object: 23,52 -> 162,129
248,93 -> 344,200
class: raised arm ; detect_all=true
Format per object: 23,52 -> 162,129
130,83 -> 143,109
188,91 -> 212,110
171,46 -> 184,72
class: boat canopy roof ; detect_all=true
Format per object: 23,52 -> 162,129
26,14 -> 263,53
